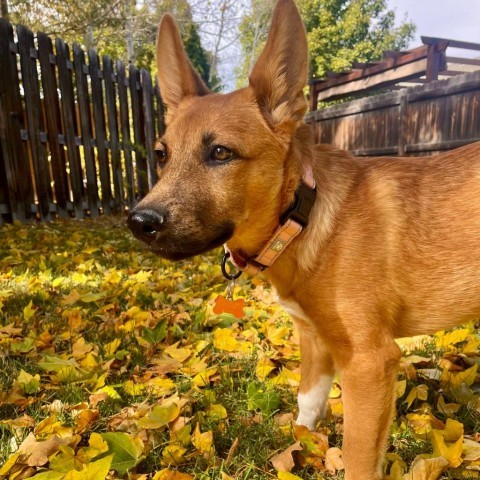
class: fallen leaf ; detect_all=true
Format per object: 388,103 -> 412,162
403,456 -> 449,480
271,441 -> 302,472
18,433 -> 69,467
100,432 -> 144,475
325,447 -> 344,474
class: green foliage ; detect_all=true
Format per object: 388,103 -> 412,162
237,0 -> 415,85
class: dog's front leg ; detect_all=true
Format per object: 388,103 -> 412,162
338,338 -> 402,480
295,321 -> 335,430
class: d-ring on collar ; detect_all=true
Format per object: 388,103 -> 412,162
223,166 -> 316,277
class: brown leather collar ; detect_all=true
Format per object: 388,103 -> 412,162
223,167 -> 316,277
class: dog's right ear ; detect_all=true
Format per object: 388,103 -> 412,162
156,14 -> 210,115
249,0 -> 308,131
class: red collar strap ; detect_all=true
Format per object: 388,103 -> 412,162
224,167 -> 316,277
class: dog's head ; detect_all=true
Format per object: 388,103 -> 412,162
128,0 -> 309,260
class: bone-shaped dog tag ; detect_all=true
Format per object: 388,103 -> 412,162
213,295 -> 245,319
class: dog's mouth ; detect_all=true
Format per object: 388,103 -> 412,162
147,224 -> 234,261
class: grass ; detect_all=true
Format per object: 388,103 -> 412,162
0,217 -> 479,480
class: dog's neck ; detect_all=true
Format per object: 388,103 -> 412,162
224,165 -> 316,276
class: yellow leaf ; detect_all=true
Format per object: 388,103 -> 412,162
329,383 -> 342,399
146,377 -> 176,397
170,424 -> 191,447
431,430 -> 463,468
213,328 -> 238,352
23,300 -> 36,320
406,413 -> 443,439
104,338 -> 121,356
205,404 -> 228,420
256,358 -> 275,380
436,395 -> 460,416
435,328 -> 471,348
89,432 -> 109,452
34,415 -> 72,438
0,452 -> 22,475
441,364 -> 478,389
17,369 -> 41,394
387,459 -> 406,480
278,472 -> 303,480
162,444 -> 187,466
270,368 -> 301,387
64,454 -> 113,480
265,324 -> 290,346
221,473 -> 235,480
79,291 -> 107,303
405,384 -> 429,409
72,337 -> 93,359
192,367 -> 218,387
441,418 -> 464,442
153,469 -> 194,480
138,402 -> 181,429
463,438 -> 480,462
94,385 -> 121,399
123,380 -> 146,396
164,343 -> 192,363
463,338 -> 480,353
403,456 -> 448,480
192,424 -> 214,457
396,380 -> 407,400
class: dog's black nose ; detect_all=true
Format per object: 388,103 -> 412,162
127,209 -> 165,244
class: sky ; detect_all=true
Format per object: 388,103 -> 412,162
387,0 -> 480,57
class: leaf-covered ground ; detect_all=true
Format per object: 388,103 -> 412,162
0,216 -> 479,480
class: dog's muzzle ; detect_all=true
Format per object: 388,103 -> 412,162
127,209 -> 165,245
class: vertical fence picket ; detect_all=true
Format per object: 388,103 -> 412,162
89,49 -> 111,215
117,61 -> 135,208
73,43 -> 99,217
141,69 -> 157,189
129,64 -> 148,198
56,37 -> 84,218
103,55 -> 122,212
17,25 -> 52,221
37,31 -> 69,218
0,19 -> 33,221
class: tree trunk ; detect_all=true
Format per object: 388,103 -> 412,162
85,23 -> 95,50
125,0 -> 135,64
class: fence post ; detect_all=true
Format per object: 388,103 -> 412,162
129,64 -> 148,199
103,55 -> 122,213
141,69 -> 157,190
56,37 -> 84,218
17,25 -> 53,221
0,19 -> 33,222
117,61 -> 135,208
38,31 -> 70,218
89,48 -> 112,215
398,91 -> 408,156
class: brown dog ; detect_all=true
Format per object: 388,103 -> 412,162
127,0 -> 480,478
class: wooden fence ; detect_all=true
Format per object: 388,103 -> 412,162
0,19 -> 164,224
306,70 -> 480,157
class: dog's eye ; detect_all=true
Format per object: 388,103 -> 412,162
211,145 -> 233,162
154,144 -> 167,167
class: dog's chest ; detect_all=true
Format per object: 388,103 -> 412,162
279,297 -> 313,324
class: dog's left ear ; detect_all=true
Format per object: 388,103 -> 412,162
156,14 -> 211,115
249,0 -> 308,130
